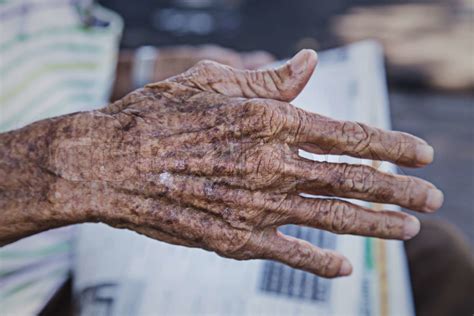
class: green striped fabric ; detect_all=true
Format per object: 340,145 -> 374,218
0,1 -> 122,314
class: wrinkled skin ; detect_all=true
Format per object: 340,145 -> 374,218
0,50 -> 443,277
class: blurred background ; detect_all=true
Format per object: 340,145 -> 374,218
1,0 -> 472,315
98,0 -> 474,243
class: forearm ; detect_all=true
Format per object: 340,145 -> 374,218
0,113 -> 91,245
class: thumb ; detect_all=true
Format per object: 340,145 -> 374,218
164,49 -> 317,102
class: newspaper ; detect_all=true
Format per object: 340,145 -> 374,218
73,41 -> 415,316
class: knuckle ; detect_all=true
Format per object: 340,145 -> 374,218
186,60 -> 221,83
294,253 -> 311,269
259,194 -> 291,226
212,230 -> 258,260
221,206 -> 263,230
269,102 -> 302,142
244,146 -> 287,189
400,178 -> 413,203
372,175 -> 396,201
387,137 -> 405,161
405,177 -> 423,207
242,99 -> 284,137
343,122 -> 371,153
280,107 -> 306,142
379,213 -> 398,234
341,164 -> 375,193
193,59 -> 218,71
258,151 -> 283,174
319,252 -> 334,275
329,202 -> 356,233
290,243 -> 313,268
267,193 -> 289,213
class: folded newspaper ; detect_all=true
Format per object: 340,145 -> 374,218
74,41 -> 415,316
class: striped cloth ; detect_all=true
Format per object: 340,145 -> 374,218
0,1 -> 122,314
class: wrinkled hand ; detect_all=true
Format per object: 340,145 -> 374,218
50,50 -> 443,278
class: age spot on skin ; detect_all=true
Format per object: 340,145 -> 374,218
159,172 -> 173,187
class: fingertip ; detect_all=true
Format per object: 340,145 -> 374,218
424,188 -> 444,212
300,48 -> 318,65
290,49 -> 318,76
403,215 -> 421,240
338,259 -> 353,276
274,49 -> 318,101
415,143 -> 434,166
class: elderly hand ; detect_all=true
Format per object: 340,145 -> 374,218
0,50 -> 443,277
112,44 -> 275,101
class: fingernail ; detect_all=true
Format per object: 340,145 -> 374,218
415,144 -> 434,165
425,188 -> 444,212
403,216 -> 421,240
338,260 -> 353,276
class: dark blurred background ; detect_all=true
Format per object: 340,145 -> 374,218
97,0 -> 473,243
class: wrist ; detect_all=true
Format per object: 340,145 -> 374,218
45,110 -> 108,222
46,108 -> 140,224
0,112 -> 100,244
